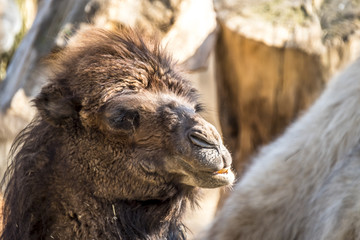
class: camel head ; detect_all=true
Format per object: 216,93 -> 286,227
34,28 -> 234,200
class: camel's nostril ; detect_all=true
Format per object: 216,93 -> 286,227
188,131 -> 215,148
222,155 -> 232,169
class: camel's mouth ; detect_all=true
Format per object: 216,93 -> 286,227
210,167 -> 235,186
175,160 -> 235,188
176,147 -> 234,187
214,167 -> 230,175
186,167 -> 235,188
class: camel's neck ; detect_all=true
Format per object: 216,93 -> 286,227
110,198 -> 188,239
3,178 -> 192,240
45,190 -> 192,240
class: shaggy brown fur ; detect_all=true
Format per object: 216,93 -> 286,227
1,28 -> 234,240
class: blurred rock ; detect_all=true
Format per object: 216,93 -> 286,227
0,0 -> 21,54
93,0 -> 217,70
161,0 -> 217,69
0,89 -> 35,179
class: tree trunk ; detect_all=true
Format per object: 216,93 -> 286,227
215,0 -> 360,206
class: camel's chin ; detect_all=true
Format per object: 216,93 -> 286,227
212,169 -> 235,184
181,169 -> 235,188
206,170 -> 235,188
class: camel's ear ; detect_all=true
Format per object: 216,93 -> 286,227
34,83 -> 81,127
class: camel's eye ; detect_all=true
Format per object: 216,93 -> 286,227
195,103 -> 205,113
107,109 -> 140,131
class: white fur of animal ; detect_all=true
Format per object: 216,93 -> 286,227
201,58 -> 360,240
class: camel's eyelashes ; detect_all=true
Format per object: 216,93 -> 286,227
107,109 -> 140,131
195,103 -> 205,113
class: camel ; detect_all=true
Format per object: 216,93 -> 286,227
202,58 -> 360,240
1,28 -> 234,240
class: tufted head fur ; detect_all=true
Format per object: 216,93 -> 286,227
1,28 -> 234,239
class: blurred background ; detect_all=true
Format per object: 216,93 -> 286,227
0,0 -> 360,238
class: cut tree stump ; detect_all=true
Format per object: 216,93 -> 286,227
214,0 -> 360,206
